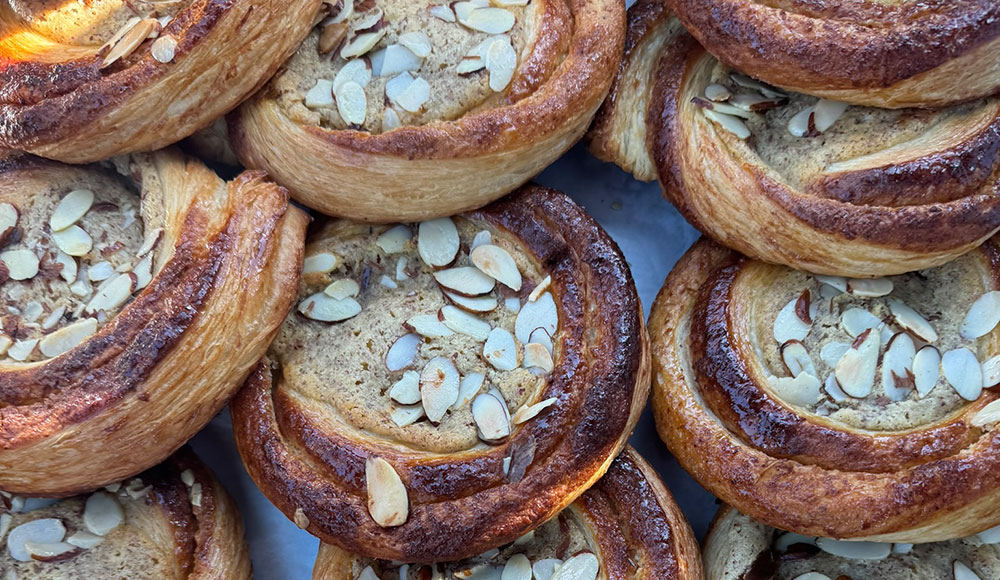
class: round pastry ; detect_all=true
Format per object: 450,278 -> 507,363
0,448 -> 251,580
0,150 -> 307,496
664,0 -> 1000,108
649,237 -> 1000,543
0,0 -> 322,163
311,447 -> 702,580
231,184 -> 649,562
587,0 -> 1000,278
704,505 -> 1000,580
229,0 -> 624,222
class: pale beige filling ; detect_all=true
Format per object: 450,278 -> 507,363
7,0 -> 182,46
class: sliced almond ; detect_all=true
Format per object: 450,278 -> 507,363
84,492 -> 124,536
819,342 -> 850,368
788,106 -> 816,138
813,99 -> 850,132
391,404 -> 424,427
383,107 -> 402,131
484,35 -> 516,92
774,295 -> 811,343
703,109 -> 751,139
825,371 -> 849,402
297,292 -> 361,322
0,202 -> 18,244
887,298 -> 938,343
534,560 -> 563,580
462,7 -> 515,33
389,370 -> 421,405
834,329 -> 880,398
942,347 -> 983,401
514,292 -> 557,344
978,524 -> 1000,544
960,291 -> 1000,340
102,18 -> 158,68
303,252 -> 340,275
846,278 -> 893,298
41,306 -> 65,330
428,4 -> 456,21
398,31 -> 432,58
395,257 -> 408,281
88,261 -> 115,282
150,34 -> 177,63
0,250 -> 39,280
51,190 -> 94,232
470,244 -> 521,291
505,296 -> 521,313
379,44 -> 422,77
815,275 -> 848,293
971,399 -> 1000,428
881,333 -> 916,402
551,552 -> 599,580
523,342 -> 554,374
305,79 -> 335,108
417,218 -> 459,267
333,58 -> 372,92
768,373 -> 822,407
528,276 -> 552,303
814,538 -> 890,560
780,340 -> 816,378
324,278 -> 360,300
954,561 -> 983,580
335,80 -> 368,126
52,225 -> 93,257
133,253 -> 154,290
54,251 -> 77,283
405,314 -> 454,338
511,397 -> 556,425
840,307 -> 881,338
528,327 -> 553,353
440,306 -> 491,340
341,29 -> 387,59
190,482 -> 203,507
385,333 -> 421,371
483,328 -> 519,371
502,554 -> 532,580
445,291 -> 498,313
392,75 -> 430,113
705,84 -> 731,102
365,457 -> 409,527
24,541 -> 79,561
457,56 -> 485,74
434,266 -> 495,296
358,567 -> 380,580
472,391 -> 511,443
66,531 -> 104,550
375,225 -> 412,254
7,339 -> 38,362
39,318 -> 98,358
420,357 -> 460,423
7,519 -> 65,562
983,354 -> 1000,388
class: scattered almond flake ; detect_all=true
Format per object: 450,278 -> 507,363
469,244 -> 521,291
0,513 -> 10,541
380,44 -> 423,77
773,295 -> 810,343
730,72 -> 786,98
484,327 -> 519,371
445,290 -> 498,313
66,531 -> 103,550
551,552 -> 599,580
457,56 -> 486,75
389,370 -> 421,404
978,524 -> 1000,544
180,469 -> 195,487
705,83 -> 731,102
358,566 -> 380,580
104,483 -> 121,493
102,18 -> 158,68
502,554 -> 532,580
511,397 -> 556,425
54,251 -> 77,283
395,257 -> 408,281
453,0 -> 481,21
790,574 -> 831,580
385,333 -> 421,371
0,202 -> 18,241
405,314 -> 453,338
505,297 -> 521,313
813,99 -> 849,132
379,275 -> 397,288
819,342 -> 850,368
513,530 -> 535,546
972,399 -> 1000,428
472,391 -> 511,443
787,106 -> 815,137
391,404 -> 424,427
85,273 -> 136,315
840,307 -> 882,339
453,372 -> 485,409
417,217 -> 459,267
954,561 -> 983,580
382,107 -> 402,131
780,340 -> 816,378
814,538 -> 891,560
834,329 -> 880,398
428,4 -> 456,21
324,278 -> 360,300
703,109 -> 750,139
420,357 -> 460,423
942,347 -> 983,401
39,318 -> 98,358
434,266 -> 495,296
376,225 -> 412,254
136,228 -> 162,258
50,189 -> 94,231
523,342 -> 554,374
693,97 -> 753,120
7,519 -> 65,562
52,225 -> 93,257
365,457 -> 409,527
533,559 -> 563,580
484,35 -> 517,92
502,456 -> 512,475
983,354 -> 1000,388
298,292 -> 361,322
390,74 -> 430,113
462,7 -> 515,33
133,253 -> 154,289
22,301 -> 42,322
88,261 -> 115,282
70,278 -> 91,298
335,80 -> 368,126
815,275 -> 848,293
440,305 -> 491,340
514,291 -> 557,344
1,250 -> 39,280
303,252 -> 340,274
327,0 -> 355,24
319,21 -> 349,54
893,543 -> 913,554
887,298 -> 939,343
0,336 -> 11,357
7,339 -> 38,362
83,492 -> 124,536
189,483 -> 203,507
24,541 -> 78,561
768,373 -> 823,406
397,31 -> 432,58
341,29 -> 387,59
294,507 -> 310,530
305,79 -> 335,109
151,34 -> 177,62
881,333 -> 916,402
528,276 -> 552,303
528,328 -> 553,354
125,478 -> 151,500
846,278 -> 892,298
960,291 -> 1000,339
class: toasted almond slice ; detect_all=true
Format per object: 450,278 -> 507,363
66,531 -> 104,550
823,372 -> 849,402
102,18 -> 158,68
324,278 -> 360,300
703,109 -> 750,139
972,399 -> 1000,428
386,70 -> 415,100
365,457 -> 409,527
52,225 -> 93,257
551,552 -> 600,580
694,98 -> 753,120
454,372 -> 485,409
383,107 -> 403,131
484,327 -> 519,371
462,7 -> 515,33
942,347 -> 983,401
151,34 -> 177,62
420,356 -> 460,422
0,335 -> 11,357
385,333 -> 420,371
788,106 -> 815,137
84,492 -> 123,536
881,333 -> 916,402
0,202 -> 18,243
528,327 -> 553,354
780,340 -> 816,378
815,275 -> 848,293
391,404 -> 424,427
327,0 -> 355,23
298,292 -> 361,322
8,519 -> 66,562
485,35 -> 516,92
470,230 -> 492,250
394,75 -> 430,113
814,538 -> 890,560
457,56 -> 485,74
84,272 -> 136,315
428,4 -> 456,21
189,483 -> 203,507
358,566 -> 380,580
39,318 -> 98,358
334,58 -> 372,92
54,251 -> 77,283
472,391 -> 511,443
705,83 -> 731,102
398,31 -> 432,58
502,554 -> 532,580
846,278 -> 893,298
440,306 -> 491,340
417,218 -> 459,267
840,308 -> 881,339
954,561 -> 983,580
523,342 -> 554,374
768,373 -> 822,407
395,257 -> 408,281
51,190 -> 94,232
434,266 -> 495,296
305,79 -> 335,108
0,250 -> 39,280
389,371 -> 421,405
453,0 -> 480,20
813,99 -> 850,132
341,29 -> 387,59
887,298 -> 938,343
88,261 -> 115,282
303,252 -> 340,275
960,291 -> 1000,339
819,341 -> 850,368
528,276 -> 552,303
514,292 -> 557,344
405,314 -> 454,338
41,306 -> 65,330
835,329 -> 880,398
470,244 -> 521,291
380,44 -> 422,77
133,253 -> 154,290
7,338 -> 38,362
445,291 -> 498,313
534,560 -> 564,580
983,354 -> 1000,388
376,225 -> 412,254
352,7 -> 384,31
25,541 -> 79,561
774,296 -> 811,343
979,524 -> 1000,544
335,80 -> 368,125
511,397 -> 556,425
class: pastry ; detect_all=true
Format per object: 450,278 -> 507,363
311,447 -> 703,580
229,0 -> 624,222
587,0 -> 1000,277
649,237 -> 1000,542
0,0 -> 322,163
704,505 -> 1000,580
231,184 -> 649,561
0,150 -> 308,496
664,0 -> 1000,108
0,448 -> 251,580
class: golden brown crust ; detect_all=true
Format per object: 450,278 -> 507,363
0,0 -> 322,163
0,150 -> 308,496
231,185 -> 650,562
665,0 -> 1000,108
310,447 -> 703,580
588,0 -> 1000,277
650,238 -> 1000,542
228,0 -> 625,222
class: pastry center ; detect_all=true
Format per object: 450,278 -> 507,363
274,0 -> 535,133
272,216 -> 559,455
